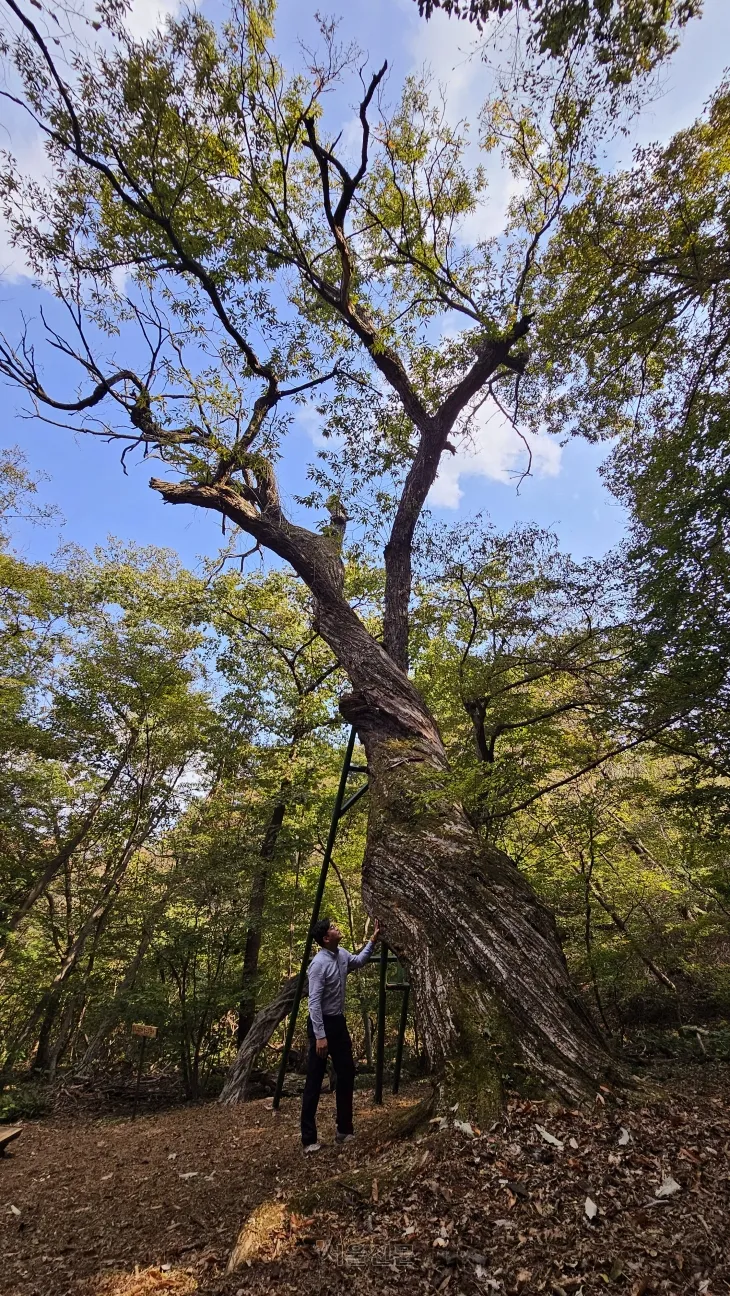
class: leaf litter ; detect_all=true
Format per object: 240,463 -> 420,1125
1,1059 -> 729,1295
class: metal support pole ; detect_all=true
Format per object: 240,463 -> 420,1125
272,727 -> 359,1110
132,1036 -> 147,1121
374,939 -> 388,1104
392,983 -> 410,1095
338,782 -> 369,817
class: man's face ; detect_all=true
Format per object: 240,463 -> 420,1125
323,922 -> 341,949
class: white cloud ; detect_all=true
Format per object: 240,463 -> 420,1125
0,122 -> 50,282
125,0 -> 187,41
406,3 -> 483,107
404,3 -> 524,242
428,402 -> 561,509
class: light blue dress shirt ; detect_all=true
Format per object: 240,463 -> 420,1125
306,941 -> 374,1039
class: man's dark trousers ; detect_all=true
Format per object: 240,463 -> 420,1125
301,1013 -> 355,1146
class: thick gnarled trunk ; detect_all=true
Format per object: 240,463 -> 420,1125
219,974 -> 297,1104
346,694 -> 624,1107
153,485 -> 623,1107
310,589 -> 624,1108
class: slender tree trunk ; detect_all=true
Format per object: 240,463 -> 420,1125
578,850 -> 612,1036
22,831 -> 144,1070
219,974 -> 297,1104
47,994 -> 81,1080
236,795 -> 287,1046
287,849 -> 302,976
577,867 -> 678,994
0,733 -> 137,959
361,1004 -> 373,1068
32,992 -> 61,1074
76,882 -> 175,1074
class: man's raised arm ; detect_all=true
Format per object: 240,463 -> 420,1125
347,918 -> 381,970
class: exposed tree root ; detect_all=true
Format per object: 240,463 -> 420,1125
226,1088 -> 436,1273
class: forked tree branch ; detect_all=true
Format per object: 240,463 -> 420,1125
1,0 -> 276,385
3,0 -> 535,678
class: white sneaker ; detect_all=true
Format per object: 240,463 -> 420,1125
303,1142 -> 322,1154
335,1132 -> 355,1145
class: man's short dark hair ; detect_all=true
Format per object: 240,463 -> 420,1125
313,917 -> 332,946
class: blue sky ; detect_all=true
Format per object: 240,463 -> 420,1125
1,0 -> 728,571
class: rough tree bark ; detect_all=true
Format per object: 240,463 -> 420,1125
219,974 -> 297,1104
345,693 -> 622,1110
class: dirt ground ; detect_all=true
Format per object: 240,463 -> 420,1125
1,1061 -> 729,1296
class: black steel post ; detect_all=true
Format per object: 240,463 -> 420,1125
272,727 -> 359,1111
132,1036 -> 147,1121
374,939 -> 388,1104
392,983 -> 410,1095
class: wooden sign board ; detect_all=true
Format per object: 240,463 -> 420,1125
0,1126 -> 22,1156
132,1023 -> 158,1039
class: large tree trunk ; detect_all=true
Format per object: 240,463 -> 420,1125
154,486 -> 625,1111
343,688 -> 624,1109
308,590 -> 625,1111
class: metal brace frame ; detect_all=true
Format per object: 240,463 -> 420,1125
272,726 -> 410,1110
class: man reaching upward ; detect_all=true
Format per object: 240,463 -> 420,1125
301,916 -> 381,1153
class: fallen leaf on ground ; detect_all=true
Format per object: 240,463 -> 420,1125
92,1267 -> 197,1295
655,1176 -> 681,1198
584,1197 -> 598,1220
454,1120 -> 474,1137
536,1125 -> 564,1150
